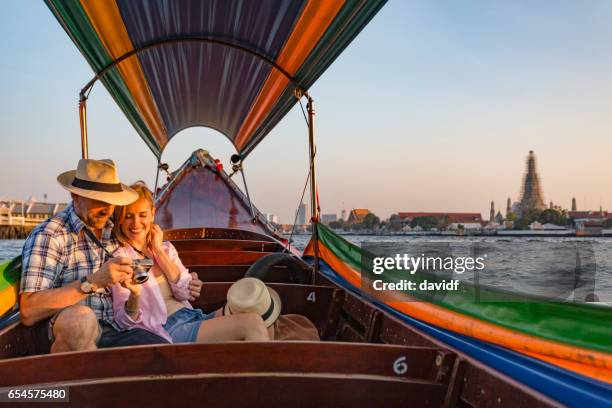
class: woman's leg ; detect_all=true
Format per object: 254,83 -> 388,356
195,312 -> 269,342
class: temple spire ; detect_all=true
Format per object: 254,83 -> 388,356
518,150 -> 546,214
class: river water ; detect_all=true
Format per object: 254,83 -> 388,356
3,235 -> 611,302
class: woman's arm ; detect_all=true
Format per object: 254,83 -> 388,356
111,282 -> 142,327
111,247 -> 143,327
151,245 -> 182,283
150,224 -> 181,283
149,226 -> 192,301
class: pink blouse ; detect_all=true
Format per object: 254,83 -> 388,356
111,241 -> 192,342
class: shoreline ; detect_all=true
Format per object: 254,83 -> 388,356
288,231 -> 612,238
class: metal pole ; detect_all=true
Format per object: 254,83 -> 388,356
307,96 -> 320,273
79,97 -> 89,159
153,158 -> 161,202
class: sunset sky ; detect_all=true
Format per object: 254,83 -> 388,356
1,1 -> 612,223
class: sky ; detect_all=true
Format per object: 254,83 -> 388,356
1,1 -> 612,223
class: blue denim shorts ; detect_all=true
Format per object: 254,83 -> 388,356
163,308 -> 216,343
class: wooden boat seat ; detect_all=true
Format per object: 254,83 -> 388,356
165,227 -> 276,242
41,375 -> 447,407
0,342 -> 453,390
195,283 -> 341,339
188,264 -> 313,284
171,238 -> 283,253
0,280 -> 558,408
179,251 -> 274,266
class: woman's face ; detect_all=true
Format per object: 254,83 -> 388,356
120,197 -> 154,245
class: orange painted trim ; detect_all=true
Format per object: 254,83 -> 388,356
80,0 -> 167,149
304,237 -> 360,288
234,0 -> 345,150
312,239 -> 612,383
0,284 -> 17,317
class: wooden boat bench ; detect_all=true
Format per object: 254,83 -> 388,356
0,342 -> 457,407
170,232 -> 314,284
0,283 -> 557,407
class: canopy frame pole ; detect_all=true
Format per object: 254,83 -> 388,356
79,36 -> 307,106
77,36 -> 309,158
79,96 -> 88,159
306,95 -> 320,274
153,157 -> 161,201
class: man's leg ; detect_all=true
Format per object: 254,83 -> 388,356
97,321 -> 169,348
50,305 -> 99,353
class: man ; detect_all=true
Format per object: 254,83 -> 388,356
20,158 -> 202,352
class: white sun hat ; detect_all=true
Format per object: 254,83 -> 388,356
223,277 -> 282,327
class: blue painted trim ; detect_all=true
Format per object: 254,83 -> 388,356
0,309 -> 20,331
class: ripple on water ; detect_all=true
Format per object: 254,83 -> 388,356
3,235 -> 612,302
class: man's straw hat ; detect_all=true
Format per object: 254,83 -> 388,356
223,277 -> 282,327
57,159 -> 138,206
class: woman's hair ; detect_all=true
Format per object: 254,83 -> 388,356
113,181 -> 155,248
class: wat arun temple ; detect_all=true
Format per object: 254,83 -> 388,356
490,151 -> 549,223
515,150 -> 547,215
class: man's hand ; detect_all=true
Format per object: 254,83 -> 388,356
188,272 -> 203,302
90,257 -> 133,289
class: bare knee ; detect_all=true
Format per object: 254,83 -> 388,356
51,305 -> 99,353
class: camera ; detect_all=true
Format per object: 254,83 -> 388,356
132,258 -> 154,284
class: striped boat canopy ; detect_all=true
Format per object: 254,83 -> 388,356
46,0 -> 386,158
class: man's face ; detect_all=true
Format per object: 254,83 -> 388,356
72,194 -> 115,230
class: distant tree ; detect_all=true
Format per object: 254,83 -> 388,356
411,216 -> 438,231
388,214 -> 404,232
514,208 -> 541,230
438,214 -> 451,230
506,211 -> 517,222
538,209 -> 567,226
362,213 -> 380,230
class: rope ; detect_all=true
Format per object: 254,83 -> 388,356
284,95 -> 315,251
285,167 -> 311,252
298,98 -> 309,127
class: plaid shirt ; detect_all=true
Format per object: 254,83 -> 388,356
20,204 -> 120,328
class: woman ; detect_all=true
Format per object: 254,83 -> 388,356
111,182 -> 270,343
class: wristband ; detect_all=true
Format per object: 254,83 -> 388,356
124,303 -> 139,315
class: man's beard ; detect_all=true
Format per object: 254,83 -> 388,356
85,215 -> 109,229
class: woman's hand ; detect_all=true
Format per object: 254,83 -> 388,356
150,224 -> 164,254
121,273 -> 142,296
188,272 -> 203,301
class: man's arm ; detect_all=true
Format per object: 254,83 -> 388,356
20,282 -> 88,326
20,255 -> 134,326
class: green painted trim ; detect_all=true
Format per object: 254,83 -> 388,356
0,257 -> 21,292
45,0 -> 162,157
315,223 -> 612,354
